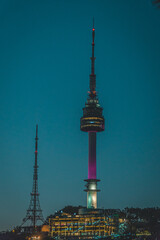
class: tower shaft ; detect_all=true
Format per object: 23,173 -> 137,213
88,132 -> 96,179
85,132 -> 98,209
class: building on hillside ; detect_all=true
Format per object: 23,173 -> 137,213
49,212 -> 119,239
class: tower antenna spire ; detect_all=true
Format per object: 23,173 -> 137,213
21,125 -> 44,232
89,19 -> 96,98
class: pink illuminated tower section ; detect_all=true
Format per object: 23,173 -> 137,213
80,24 -> 105,209
88,132 -> 96,179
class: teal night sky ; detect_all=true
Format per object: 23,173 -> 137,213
0,0 -> 160,231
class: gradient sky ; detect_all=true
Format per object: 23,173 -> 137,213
0,0 -> 160,231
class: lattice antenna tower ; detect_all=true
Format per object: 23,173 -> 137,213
22,125 -> 44,231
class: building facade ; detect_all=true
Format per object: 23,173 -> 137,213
49,212 -> 118,239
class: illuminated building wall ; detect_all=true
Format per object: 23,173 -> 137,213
49,213 -> 118,238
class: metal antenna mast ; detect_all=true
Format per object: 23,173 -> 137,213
89,18 -> 96,98
22,125 -> 44,231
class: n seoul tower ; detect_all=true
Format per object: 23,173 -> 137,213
80,23 -> 105,209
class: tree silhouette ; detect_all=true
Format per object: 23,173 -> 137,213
152,0 -> 160,8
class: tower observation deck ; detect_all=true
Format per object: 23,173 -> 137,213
80,24 -> 105,209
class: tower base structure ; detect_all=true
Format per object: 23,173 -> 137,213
84,179 -> 100,209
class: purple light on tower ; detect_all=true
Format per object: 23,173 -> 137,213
88,132 -> 96,179
80,22 -> 105,209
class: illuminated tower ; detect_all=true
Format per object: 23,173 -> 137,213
22,125 -> 44,231
80,24 -> 105,209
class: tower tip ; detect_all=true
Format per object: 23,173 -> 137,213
36,124 -> 38,138
92,17 -> 95,31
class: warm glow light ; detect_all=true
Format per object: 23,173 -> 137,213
83,117 -> 103,120
81,124 -> 101,128
31,236 -> 40,240
92,196 -> 96,202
